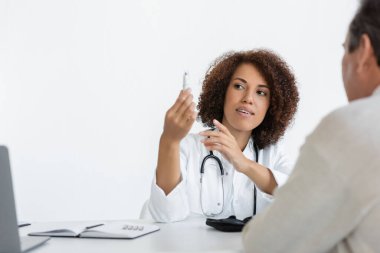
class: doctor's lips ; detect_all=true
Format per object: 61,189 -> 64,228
236,107 -> 254,115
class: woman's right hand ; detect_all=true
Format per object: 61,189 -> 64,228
162,88 -> 197,143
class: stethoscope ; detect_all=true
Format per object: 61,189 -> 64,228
200,140 -> 259,218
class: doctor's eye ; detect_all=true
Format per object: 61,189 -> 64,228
256,90 -> 268,96
233,83 -> 245,90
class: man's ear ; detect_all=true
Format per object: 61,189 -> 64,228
357,34 -> 375,73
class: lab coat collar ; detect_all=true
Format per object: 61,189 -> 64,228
243,137 -> 256,160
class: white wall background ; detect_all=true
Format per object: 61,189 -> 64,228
0,0 -> 358,222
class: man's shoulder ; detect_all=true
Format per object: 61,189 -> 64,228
324,94 -> 378,126
311,94 -> 380,143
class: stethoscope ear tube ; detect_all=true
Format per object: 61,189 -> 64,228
253,143 -> 259,216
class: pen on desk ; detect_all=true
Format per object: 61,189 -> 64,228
18,223 -> 31,228
85,223 -> 104,229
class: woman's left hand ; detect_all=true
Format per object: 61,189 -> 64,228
199,119 -> 251,174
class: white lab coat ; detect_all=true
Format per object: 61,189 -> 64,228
148,133 -> 291,222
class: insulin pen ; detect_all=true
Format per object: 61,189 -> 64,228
183,72 -> 189,90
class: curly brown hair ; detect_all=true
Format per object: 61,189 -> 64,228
197,49 -> 299,150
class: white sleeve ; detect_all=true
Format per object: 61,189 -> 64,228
270,142 -> 292,187
147,136 -> 192,223
148,176 -> 190,222
242,124 -> 359,253
260,143 -> 292,201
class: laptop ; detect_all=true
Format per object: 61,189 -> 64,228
0,146 -> 50,253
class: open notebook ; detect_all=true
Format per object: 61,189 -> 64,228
29,222 -> 160,239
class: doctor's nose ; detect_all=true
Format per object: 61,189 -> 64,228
241,93 -> 254,105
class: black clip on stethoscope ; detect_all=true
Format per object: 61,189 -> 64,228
200,132 -> 259,217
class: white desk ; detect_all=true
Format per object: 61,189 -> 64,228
19,217 -> 244,252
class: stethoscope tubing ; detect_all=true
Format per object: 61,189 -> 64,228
200,142 -> 259,217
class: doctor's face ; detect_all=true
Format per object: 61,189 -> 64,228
222,63 -> 270,134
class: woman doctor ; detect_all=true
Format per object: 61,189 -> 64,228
148,49 -> 299,222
